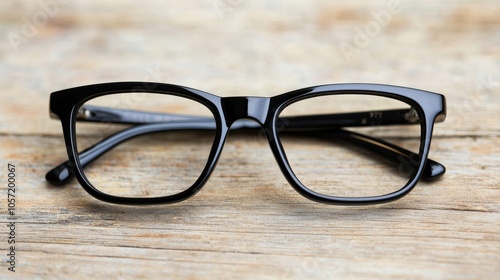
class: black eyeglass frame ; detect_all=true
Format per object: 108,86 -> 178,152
47,82 -> 446,205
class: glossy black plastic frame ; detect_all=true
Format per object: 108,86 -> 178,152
46,82 -> 446,205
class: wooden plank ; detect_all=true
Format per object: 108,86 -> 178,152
1,133 -> 499,278
0,0 -> 499,279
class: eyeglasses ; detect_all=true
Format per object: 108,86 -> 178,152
46,82 -> 446,205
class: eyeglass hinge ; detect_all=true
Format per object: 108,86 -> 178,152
77,106 -> 92,120
404,108 -> 420,123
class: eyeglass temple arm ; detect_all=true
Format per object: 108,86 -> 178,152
305,129 -> 445,180
72,105 -> 427,127
46,121 -> 217,186
46,106 -> 445,185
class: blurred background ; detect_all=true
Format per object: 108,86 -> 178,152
1,0 -> 498,135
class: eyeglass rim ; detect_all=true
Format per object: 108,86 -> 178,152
269,84 -> 443,205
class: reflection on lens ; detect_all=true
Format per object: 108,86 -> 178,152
75,93 -> 216,198
278,94 -> 422,198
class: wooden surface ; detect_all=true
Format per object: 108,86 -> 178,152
1,0 -> 499,279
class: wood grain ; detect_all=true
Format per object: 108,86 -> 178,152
1,0 -> 499,279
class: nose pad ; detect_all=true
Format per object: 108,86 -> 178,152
221,97 -> 271,127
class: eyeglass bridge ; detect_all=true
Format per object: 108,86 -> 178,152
221,97 -> 271,126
